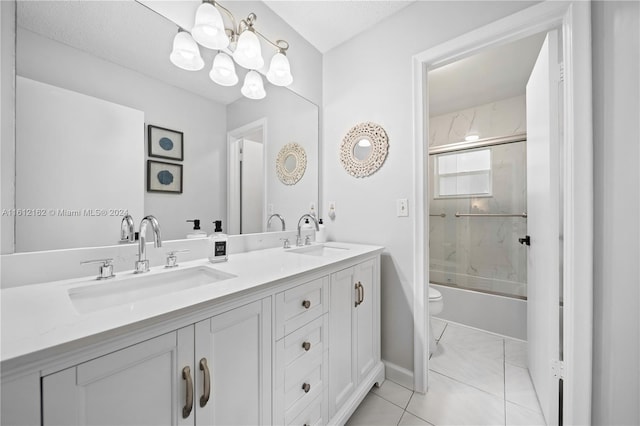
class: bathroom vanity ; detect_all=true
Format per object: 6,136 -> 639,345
1,243 -> 384,426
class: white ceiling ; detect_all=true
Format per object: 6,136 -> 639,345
263,0 -> 415,53
429,33 -> 547,116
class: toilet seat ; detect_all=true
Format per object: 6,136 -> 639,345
429,287 -> 442,302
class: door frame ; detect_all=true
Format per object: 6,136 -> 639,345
227,118 -> 267,235
411,2 -> 593,424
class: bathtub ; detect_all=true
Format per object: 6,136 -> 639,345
430,282 -> 527,340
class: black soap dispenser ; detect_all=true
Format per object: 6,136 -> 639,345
186,219 -> 207,239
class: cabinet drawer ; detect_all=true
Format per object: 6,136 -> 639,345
275,277 -> 328,339
287,394 -> 325,426
281,315 -> 327,368
284,352 -> 327,423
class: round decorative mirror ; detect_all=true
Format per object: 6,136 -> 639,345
340,122 -> 389,177
276,143 -> 307,185
353,138 -> 373,161
284,154 -> 297,172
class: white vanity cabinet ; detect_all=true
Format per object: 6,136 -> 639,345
328,258 -> 380,420
42,299 -> 271,426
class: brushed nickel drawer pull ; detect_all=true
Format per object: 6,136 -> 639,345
302,382 -> 311,393
182,366 -> 193,419
354,282 -> 360,307
199,358 -> 210,408
302,299 -> 311,309
302,341 -> 311,351
359,282 -> 365,304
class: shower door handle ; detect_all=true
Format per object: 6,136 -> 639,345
518,235 -> 530,246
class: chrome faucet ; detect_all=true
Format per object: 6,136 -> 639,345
135,215 -> 162,273
120,214 -> 135,243
296,214 -> 319,246
267,213 -> 286,231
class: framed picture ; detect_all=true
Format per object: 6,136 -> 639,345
148,125 -> 183,160
147,160 -> 183,193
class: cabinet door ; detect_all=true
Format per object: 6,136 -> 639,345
43,329 -> 194,426
328,266 -> 357,418
195,299 -> 271,426
355,258 -> 377,385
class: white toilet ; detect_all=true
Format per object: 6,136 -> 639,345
429,286 -> 444,355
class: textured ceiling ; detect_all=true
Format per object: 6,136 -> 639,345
263,0 -> 415,53
429,32 -> 547,116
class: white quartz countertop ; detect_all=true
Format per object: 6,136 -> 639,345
1,242 -> 382,365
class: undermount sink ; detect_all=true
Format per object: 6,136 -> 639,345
287,244 -> 350,257
68,266 -> 236,314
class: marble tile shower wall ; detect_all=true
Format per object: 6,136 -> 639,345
429,95 -> 526,147
429,96 -> 527,298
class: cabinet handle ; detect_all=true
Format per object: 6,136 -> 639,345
302,341 -> 311,351
182,366 -> 193,419
199,358 -> 211,408
354,283 -> 360,307
302,299 -> 311,309
359,282 -> 365,305
302,382 -> 311,393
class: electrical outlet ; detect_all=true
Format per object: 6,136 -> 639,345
328,201 -> 336,219
309,202 -> 316,214
397,199 -> 409,217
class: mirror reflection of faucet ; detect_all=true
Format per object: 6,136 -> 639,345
120,214 -> 136,243
296,214 -> 319,246
267,213 -> 286,231
135,215 -> 162,274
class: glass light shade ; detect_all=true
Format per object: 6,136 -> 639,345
266,52 -> 293,86
191,3 -> 229,50
241,70 -> 266,99
233,30 -> 264,70
170,32 -> 204,71
209,52 -> 238,86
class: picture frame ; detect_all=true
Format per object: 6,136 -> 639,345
147,160 -> 183,193
148,124 -> 183,160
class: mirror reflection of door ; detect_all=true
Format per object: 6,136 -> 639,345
239,138 -> 264,234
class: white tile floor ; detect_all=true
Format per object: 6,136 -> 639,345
346,319 -> 546,426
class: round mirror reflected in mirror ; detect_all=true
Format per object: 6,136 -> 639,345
284,154 -> 297,172
353,139 -> 373,161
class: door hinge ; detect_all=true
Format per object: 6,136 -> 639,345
559,62 -> 565,82
552,360 -> 565,379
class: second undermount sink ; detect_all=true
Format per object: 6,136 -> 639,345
68,266 -> 236,314
288,244 -> 350,257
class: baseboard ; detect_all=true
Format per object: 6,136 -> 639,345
382,360 -> 414,390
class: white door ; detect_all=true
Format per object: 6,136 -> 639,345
42,329 -> 194,426
526,30 -> 561,425
195,300 -> 271,426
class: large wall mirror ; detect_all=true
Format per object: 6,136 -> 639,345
1,0 -> 319,253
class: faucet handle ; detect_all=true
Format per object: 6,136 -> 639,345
81,258 -> 115,280
280,238 -> 290,249
165,250 -> 190,268
304,235 -> 312,245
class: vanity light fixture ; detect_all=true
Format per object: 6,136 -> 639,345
465,134 -> 480,142
170,0 -> 293,99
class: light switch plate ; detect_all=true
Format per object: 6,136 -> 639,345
397,199 -> 409,217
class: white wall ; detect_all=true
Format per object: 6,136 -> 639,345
1,0 -> 16,254
322,1 -> 536,377
592,1 -> 640,424
15,77 -> 144,252
13,28 -> 227,243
